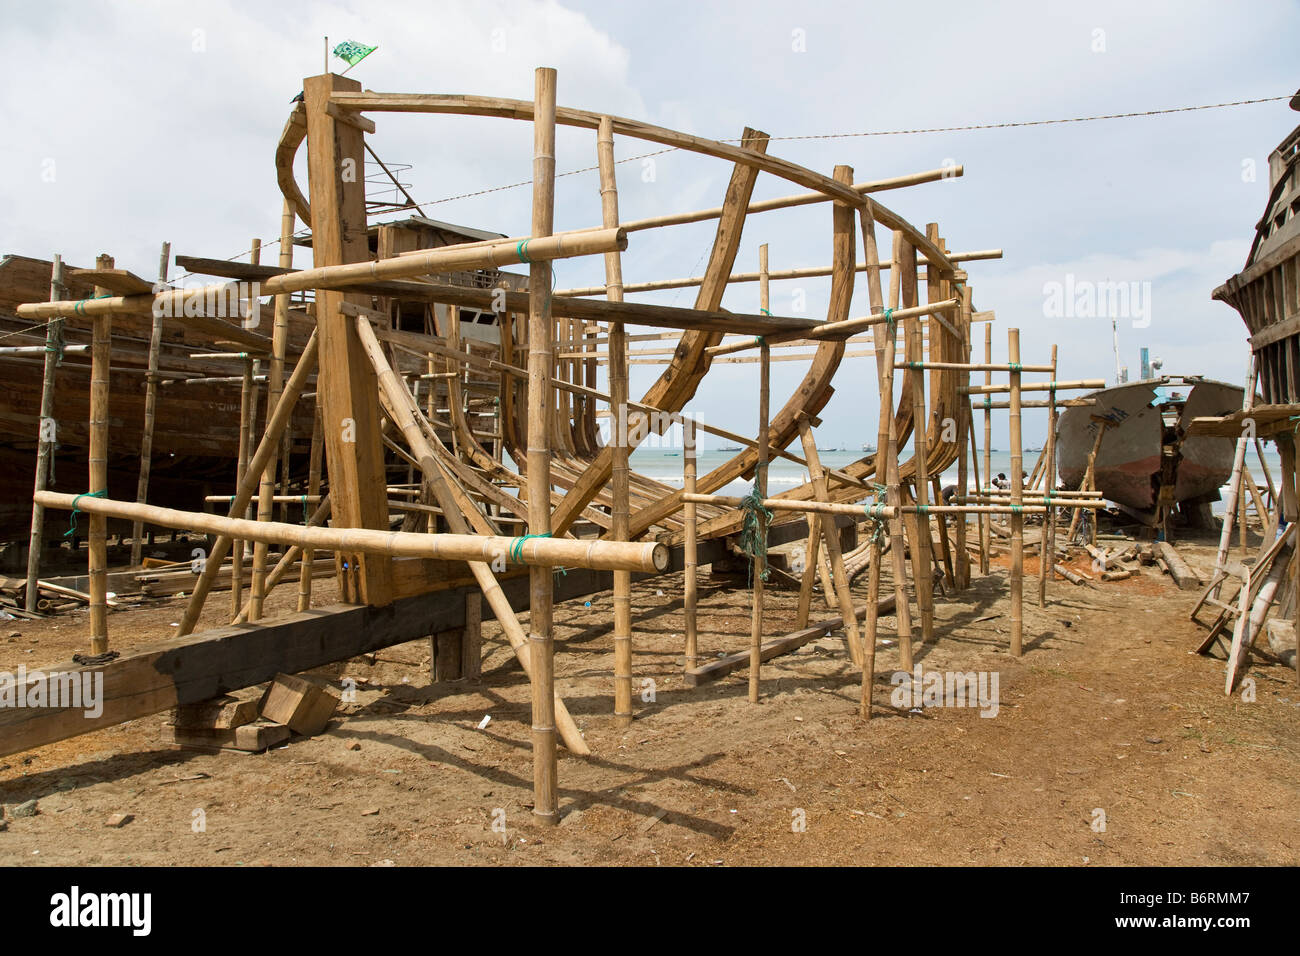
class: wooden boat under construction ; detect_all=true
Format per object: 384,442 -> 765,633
3,67 -> 1116,821
1056,376 -> 1243,524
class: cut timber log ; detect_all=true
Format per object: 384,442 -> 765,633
1155,541 -> 1200,590
260,673 -> 339,736
168,720 -> 291,754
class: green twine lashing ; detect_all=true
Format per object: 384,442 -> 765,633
509,532 -> 551,564
301,495 -> 309,525
907,361 -> 923,370
72,293 -> 111,316
737,486 -> 772,584
882,307 -> 895,330
516,239 -> 532,264
1008,362 -> 1022,373
63,489 -> 107,539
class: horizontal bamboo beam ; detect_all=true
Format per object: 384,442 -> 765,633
17,227 -> 627,321
35,492 -> 668,573
972,398 -> 1096,409
704,298 -> 959,357
961,379 -> 1107,396
557,249 -> 1002,297
898,361 -> 1054,372
680,492 -> 1099,515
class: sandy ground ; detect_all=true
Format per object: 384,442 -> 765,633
0,524 -> 1297,866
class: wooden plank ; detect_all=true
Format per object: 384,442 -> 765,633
67,268 -> 156,297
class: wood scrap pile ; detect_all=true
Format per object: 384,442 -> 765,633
167,673 -> 339,753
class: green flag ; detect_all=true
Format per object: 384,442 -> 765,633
332,41 -> 376,67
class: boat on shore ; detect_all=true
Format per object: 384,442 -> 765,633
1056,375 -> 1243,525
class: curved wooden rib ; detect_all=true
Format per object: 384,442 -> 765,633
623,163 -> 858,539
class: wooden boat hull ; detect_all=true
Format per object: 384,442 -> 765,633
1056,378 -> 1242,512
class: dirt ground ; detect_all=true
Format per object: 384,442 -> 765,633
0,524 -> 1297,867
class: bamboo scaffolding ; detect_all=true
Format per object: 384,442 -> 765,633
705,297 -> 958,358
177,331 -> 319,637
355,317 -> 594,758
24,256 -> 66,613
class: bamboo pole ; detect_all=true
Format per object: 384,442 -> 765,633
19,227 -> 628,321
798,416 -> 863,666
298,400 -> 324,612
528,66 -> 560,823
905,234 -> 934,646
962,379 -> 1106,396
684,415 -> 699,670
177,331 -> 318,637
24,256 -> 66,613
252,210 -> 295,620
1009,328 -> 1024,657
981,321 -> 992,576
750,243 -> 772,705
355,317 -> 595,757
598,115 -> 633,728
954,283 -> 972,590
706,297 -> 958,357
1038,345 -> 1059,607
36,492 -> 664,572
880,229 -> 915,671
130,242 -> 170,567
795,520 -> 822,630
88,254 -> 113,656
1066,424 -> 1108,543
230,356 -> 254,617
858,205 -> 893,716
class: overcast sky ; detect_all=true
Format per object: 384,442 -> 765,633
4,0 -> 1297,448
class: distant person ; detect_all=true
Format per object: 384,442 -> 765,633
941,484 -> 958,506
992,473 -> 1010,490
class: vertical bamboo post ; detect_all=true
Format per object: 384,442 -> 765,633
597,115 -> 633,727
954,283 -> 972,591
795,522 -> 822,630
1009,328 -> 1024,657
859,203 -> 911,715
881,230 -> 914,671
24,255 -> 66,612
130,242 -> 170,567
903,235 -> 935,646
88,254 -> 113,655
252,210 -> 294,620
750,243 -> 772,704
684,415 -> 699,670
798,416 -> 863,665
1238,478 -> 1249,551
981,321 -> 993,575
297,400 -> 324,612
527,66 -> 559,824
1038,344 -> 1058,607
230,356 -> 254,616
